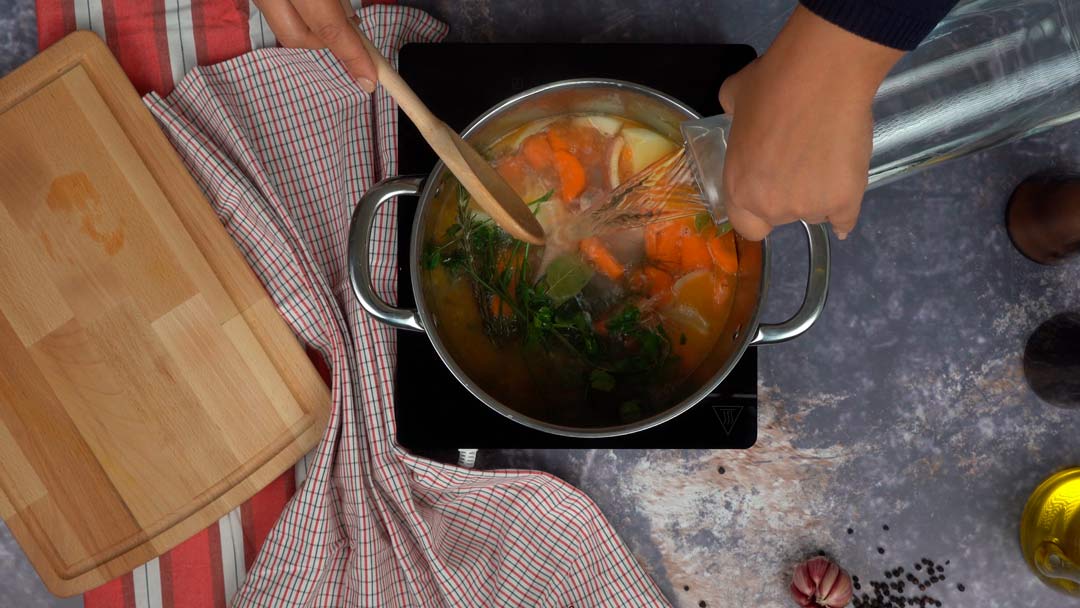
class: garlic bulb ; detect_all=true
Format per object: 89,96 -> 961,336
790,556 -> 854,608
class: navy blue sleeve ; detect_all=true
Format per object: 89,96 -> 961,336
799,0 -> 960,51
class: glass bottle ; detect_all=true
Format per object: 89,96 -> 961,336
1006,175 -> 1080,264
1020,467 -> 1080,596
682,0 -> 1080,221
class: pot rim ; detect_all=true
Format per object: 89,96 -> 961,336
409,77 -> 770,438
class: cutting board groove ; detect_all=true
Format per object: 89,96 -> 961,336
0,32 -> 330,596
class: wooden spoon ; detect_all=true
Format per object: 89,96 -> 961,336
353,30 -> 545,245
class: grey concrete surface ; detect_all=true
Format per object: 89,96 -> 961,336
2,1 -> 1078,607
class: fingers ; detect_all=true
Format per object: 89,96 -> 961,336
718,70 -> 741,114
254,0 -> 322,48
826,199 -> 861,240
727,205 -> 774,242
719,59 -> 759,114
292,0 -> 378,91
338,0 -> 363,26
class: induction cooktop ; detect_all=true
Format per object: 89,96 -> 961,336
393,43 -> 758,450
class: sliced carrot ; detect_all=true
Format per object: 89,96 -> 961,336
547,127 -> 572,153
644,266 -> 674,293
619,143 -> 634,181
644,222 -> 662,260
490,253 -> 522,314
497,253 -> 522,292
552,149 -> 586,201
650,220 -> 685,273
490,295 -> 512,317
643,265 -> 674,305
680,233 -> 713,273
580,237 -> 624,280
707,231 -> 738,274
521,133 -> 554,169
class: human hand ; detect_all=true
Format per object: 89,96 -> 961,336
253,0 -> 378,92
718,6 -> 903,241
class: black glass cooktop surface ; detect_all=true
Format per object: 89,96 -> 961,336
394,43 -> 757,449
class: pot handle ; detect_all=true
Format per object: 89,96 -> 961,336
348,176 -> 426,332
750,221 -> 831,346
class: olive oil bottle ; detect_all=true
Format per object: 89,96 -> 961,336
1020,467 -> 1080,595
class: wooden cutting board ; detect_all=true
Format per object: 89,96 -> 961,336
0,32 -> 331,596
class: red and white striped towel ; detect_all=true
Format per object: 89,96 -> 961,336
35,2 -> 669,606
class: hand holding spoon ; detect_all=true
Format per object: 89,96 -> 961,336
351,26 -> 545,245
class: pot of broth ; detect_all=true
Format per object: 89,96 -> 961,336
349,79 -> 830,437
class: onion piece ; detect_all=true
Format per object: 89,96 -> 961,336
608,136 -> 625,189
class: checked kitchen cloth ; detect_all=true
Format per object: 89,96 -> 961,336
35,2 -> 669,606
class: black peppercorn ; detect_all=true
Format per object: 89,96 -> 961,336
878,547 -> 885,554
957,584 -> 965,592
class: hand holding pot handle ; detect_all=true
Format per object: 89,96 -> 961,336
750,222 -> 831,346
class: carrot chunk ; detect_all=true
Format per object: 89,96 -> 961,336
490,295 -> 512,317
547,128 -> 572,153
619,144 -> 634,181
644,223 -> 662,260
649,220 -> 685,273
580,237 -> 624,280
680,233 -> 713,272
521,133 -> 554,169
553,149 -> 586,201
707,231 -> 738,274
643,265 -> 674,305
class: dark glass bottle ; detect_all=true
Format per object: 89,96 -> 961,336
1023,312 -> 1080,409
1006,175 -> 1080,265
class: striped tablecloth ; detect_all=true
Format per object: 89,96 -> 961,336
34,2 -> 670,606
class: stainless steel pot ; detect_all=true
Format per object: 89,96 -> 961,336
349,79 -> 830,438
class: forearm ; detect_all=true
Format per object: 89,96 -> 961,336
754,5 -> 905,109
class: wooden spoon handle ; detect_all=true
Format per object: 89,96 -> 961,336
352,29 -> 545,245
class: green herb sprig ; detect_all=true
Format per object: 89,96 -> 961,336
425,184 -> 677,396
